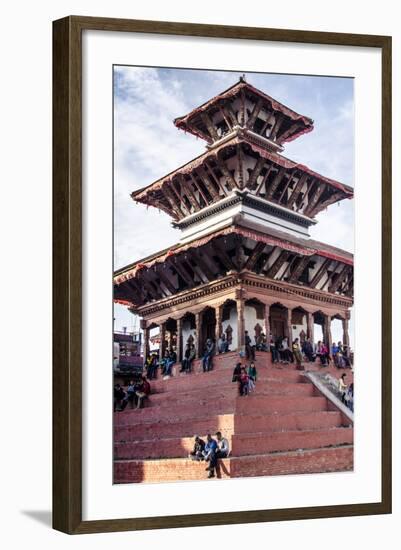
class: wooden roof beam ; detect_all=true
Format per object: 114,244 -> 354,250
246,97 -> 264,129
266,167 -> 286,200
247,156 -> 266,190
244,241 -> 266,271
309,258 -> 331,288
266,250 -> 291,279
286,173 -> 308,209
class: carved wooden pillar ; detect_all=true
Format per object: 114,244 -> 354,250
236,298 -> 245,351
143,325 -> 150,360
215,304 -> 223,343
342,318 -> 350,352
195,311 -> 203,359
307,312 -> 314,343
287,307 -> 293,344
159,322 -> 166,362
264,303 -> 271,338
176,317 -> 183,362
324,314 -> 332,354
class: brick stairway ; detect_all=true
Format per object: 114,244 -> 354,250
114,351 -> 353,483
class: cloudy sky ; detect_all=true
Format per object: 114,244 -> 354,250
113,66 -> 354,341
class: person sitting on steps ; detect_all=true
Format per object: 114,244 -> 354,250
188,435 -> 206,461
202,338 -> 215,372
292,338 -> 303,367
202,434 -> 218,478
180,342 -> 196,373
217,333 -> 229,354
205,431 -> 230,478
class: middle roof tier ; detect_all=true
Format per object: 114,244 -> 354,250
131,132 -> 353,224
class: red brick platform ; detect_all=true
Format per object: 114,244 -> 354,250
114,352 -> 353,483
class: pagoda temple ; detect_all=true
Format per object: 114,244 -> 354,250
114,77 -> 353,362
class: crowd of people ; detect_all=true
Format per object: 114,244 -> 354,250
141,330 -> 352,382
188,431 -> 230,478
113,375 -> 151,411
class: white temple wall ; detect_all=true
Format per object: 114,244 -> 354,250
244,304 -> 265,341
291,315 -> 308,342
182,319 -> 196,348
221,305 -> 238,350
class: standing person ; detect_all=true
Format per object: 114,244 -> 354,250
248,361 -> 257,393
202,338 -> 215,372
206,431 -> 230,478
338,373 -> 348,403
345,382 -> 354,412
292,338 -> 303,367
232,362 -> 242,383
245,331 -> 256,361
188,435 -> 206,461
270,336 -> 280,363
135,376 -> 151,409
217,333 -> 229,354
181,342 -> 196,373
203,434 -> 218,478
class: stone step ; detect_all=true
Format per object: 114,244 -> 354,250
114,445 -> 353,483
149,365 -> 306,394
114,411 -> 345,442
114,427 -> 353,460
114,395 -> 328,425
148,381 -> 315,407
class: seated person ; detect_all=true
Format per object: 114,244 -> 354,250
202,338 -> 215,372
292,338 -> 303,367
180,342 -> 196,373
202,434 -> 218,478
206,431 -> 230,478
161,350 -> 175,376
302,338 -> 315,362
232,362 -> 242,383
280,337 -> 294,363
188,435 -> 205,460
316,341 -> 329,366
146,354 -> 158,380
256,331 -> 268,351
126,380 -> 137,409
217,333 -> 229,354
113,384 -> 127,411
135,376 -> 151,409
239,367 -> 249,396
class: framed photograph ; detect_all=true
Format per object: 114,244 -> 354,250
53,16 -> 392,534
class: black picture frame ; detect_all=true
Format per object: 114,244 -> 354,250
53,15 -> 392,534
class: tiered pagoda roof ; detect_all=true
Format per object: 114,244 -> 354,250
173,79 -> 314,145
132,131 -> 353,223
115,78 -> 354,313
114,220 -> 353,309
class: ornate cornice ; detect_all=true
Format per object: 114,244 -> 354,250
134,271 -> 353,318
174,192 -> 314,230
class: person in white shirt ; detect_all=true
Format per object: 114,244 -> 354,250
205,431 -> 230,478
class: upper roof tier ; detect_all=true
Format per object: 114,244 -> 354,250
174,78 -> 314,147
131,131 -> 353,223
